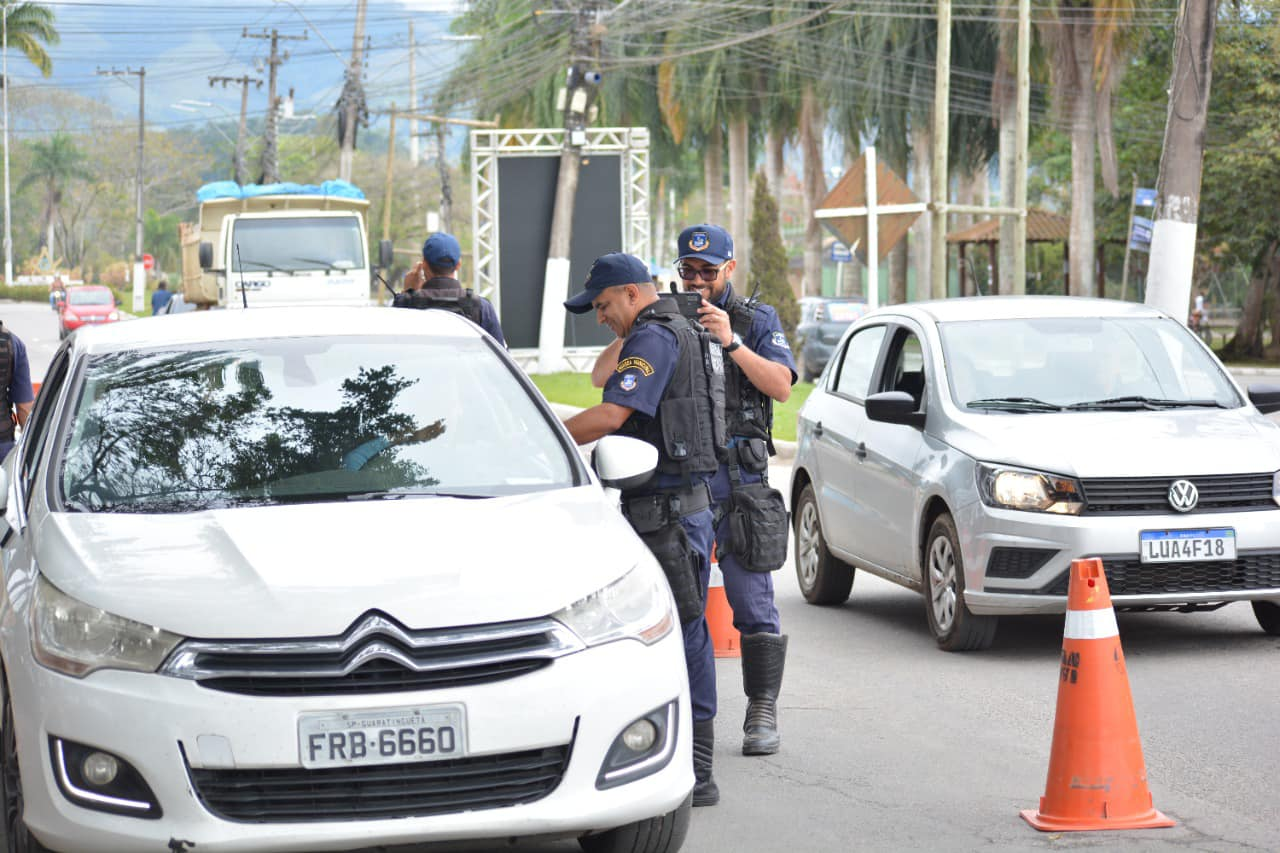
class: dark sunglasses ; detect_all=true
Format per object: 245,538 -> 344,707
676,263 -> 724,282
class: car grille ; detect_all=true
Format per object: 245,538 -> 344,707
986,547 -> 1058,580
161,611 -> 585,697
1041,551 -> 1280,596
1080,473 -> 1277,515
187,742 -> 573,822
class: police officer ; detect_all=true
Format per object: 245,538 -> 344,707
396,232 -> 506,345
0,321 -> 35,463
563,252 -> 726,807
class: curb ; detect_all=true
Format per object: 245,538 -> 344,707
548,402 -> 796,461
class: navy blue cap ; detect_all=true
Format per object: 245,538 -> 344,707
676,224 -> 734,265
564,252 -> 651,314
422,232 -> 461,267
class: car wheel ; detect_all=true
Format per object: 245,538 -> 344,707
922,514 -> 997,651
1252,601 -> 1280,635
578,794 -> 690,853
794,484 -> 854,605
2,678 -> 51,853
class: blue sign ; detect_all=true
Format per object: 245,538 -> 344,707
1129,215 -> 1153,253
829,242 -> 853,263
1134,188 -> 1157,207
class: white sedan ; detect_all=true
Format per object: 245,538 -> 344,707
0,307 -> 692,852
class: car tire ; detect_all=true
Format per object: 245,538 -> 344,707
794,484 -> 854,605
1252,601 -> 1280,635
578,794 -> 691,853
2,676 -> 52,853
922,514 -> 997,652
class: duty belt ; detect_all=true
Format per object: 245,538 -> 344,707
622,482 -> 713,534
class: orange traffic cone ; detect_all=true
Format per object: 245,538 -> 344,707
1021,558 -> 1175,832
706,543 -> 740,659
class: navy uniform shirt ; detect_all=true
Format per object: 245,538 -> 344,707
602,313 -> 710,491
0,334 -> 35,462
421,276 -> 507,346
714,282 -> 797,436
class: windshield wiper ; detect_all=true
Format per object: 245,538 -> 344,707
344,491 -> 492,501
1066,396 -> 1228,411
235,259 -> 295,275
290,257 -> 352,271
966,397 -> 1064,412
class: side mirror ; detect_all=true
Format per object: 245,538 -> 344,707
1248,383 -> 1280,415
866,390 -> 926,429
198,241 -> 214,269
378,239 -> 394,270
591,435 -> 658,492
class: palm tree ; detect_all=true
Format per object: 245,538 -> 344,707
2,1 -> 58,78
19,133 -> 91,259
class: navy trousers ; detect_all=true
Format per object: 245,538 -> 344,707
679,506 -> 717,723
710,464 -> 782,636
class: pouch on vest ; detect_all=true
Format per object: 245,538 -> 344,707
724,482 -> 789,573
637,522 -> 704,624
735,437 -> 770,475
657,397 -> 700,463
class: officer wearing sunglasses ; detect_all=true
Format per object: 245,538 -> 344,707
591,224 -> 797,765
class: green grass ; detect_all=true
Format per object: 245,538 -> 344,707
530,372 -> 814,443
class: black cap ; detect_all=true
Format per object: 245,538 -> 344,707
563,252 -> 651,315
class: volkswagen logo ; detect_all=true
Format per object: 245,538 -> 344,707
1168,479 -> 1199,513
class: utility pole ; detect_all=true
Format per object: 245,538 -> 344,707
339,0 -> 369,181
209,74 -> 262,185
408,21 -> 419,166
538,1 -> 602,372
1145,0 -> 1218,323
243,28 -> 305,184
929,0 -> 952,299
97,67 -> 146,312
3,5 -> 13,286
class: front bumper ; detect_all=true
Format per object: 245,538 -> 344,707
8,628 -> 692,853
956,501 -> 1280,616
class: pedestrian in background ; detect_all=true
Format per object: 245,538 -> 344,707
151,278 -> 173,315
564,252 -> 727,807
394,232 -> 506,346
0,321 -> 35,462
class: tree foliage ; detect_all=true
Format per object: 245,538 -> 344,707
749,171 -> 798,337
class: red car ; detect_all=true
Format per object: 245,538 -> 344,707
58,285 -> 121,339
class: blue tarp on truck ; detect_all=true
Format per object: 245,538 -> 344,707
195,180 -> 366,203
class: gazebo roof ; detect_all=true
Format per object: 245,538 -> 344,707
945,208 -> 1070,244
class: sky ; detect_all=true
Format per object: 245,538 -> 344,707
9,0 -> 471,140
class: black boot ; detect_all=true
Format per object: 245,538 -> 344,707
692,718 -> 719,806
740,633 -> 787,756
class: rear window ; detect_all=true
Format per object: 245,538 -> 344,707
67,289 -> 113,306
824,302 -> 867,323
58,335 -> 576,512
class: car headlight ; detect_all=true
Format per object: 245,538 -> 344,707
107,311 -> 119,321
31,574 -> 183,678
554,557 -> 674,647
62,310 -> 77,321
976,464 -> 1084,515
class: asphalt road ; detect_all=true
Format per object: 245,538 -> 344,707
2,300 -> 1278,852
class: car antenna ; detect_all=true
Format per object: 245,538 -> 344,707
234,244 -> 248,309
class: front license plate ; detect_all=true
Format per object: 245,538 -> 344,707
1139,528 -> 1236,564
298,704 -> 466,769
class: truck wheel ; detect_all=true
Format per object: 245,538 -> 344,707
579,795 -> 690,853
794,484 -> 854,605
1253,601 -> 1280,635
922,514 -> 997,651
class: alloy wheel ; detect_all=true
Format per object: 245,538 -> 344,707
796,500 -> 820,589
928,535 -> 958,633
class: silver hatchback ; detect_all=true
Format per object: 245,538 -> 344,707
789,296 -> 1280,651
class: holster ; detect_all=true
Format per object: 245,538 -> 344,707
624,485 -> 712,624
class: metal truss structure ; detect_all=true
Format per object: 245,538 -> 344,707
470,127 -> 650,371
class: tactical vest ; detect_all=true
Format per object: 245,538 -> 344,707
617,298 -> 726,480
0,325 -> 14,443
394,277 -> 485,325
723,291 -> 774,445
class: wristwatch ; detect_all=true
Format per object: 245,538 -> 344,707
724,333 -> 743,354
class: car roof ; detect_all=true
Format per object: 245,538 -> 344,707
70,306 -> 485,354
864,295 -> 1167,324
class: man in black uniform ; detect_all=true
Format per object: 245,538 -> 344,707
396,232 -> 506,345
563,252 -> 727,807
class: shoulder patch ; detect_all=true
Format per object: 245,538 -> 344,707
771,330 -> 789,349
616,356 -> 655,376
619,374 -> 638,392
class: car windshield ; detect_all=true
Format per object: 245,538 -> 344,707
59,335 -> 576,512
823,302 -> 867,323
67,288 -> 113,306
231,216 -> 365,273
939,316 -> 1243,411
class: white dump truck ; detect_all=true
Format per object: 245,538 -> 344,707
180,180 -> 392,309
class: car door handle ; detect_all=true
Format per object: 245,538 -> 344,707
854,441 -> 867,460
813,421 -> 824,438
